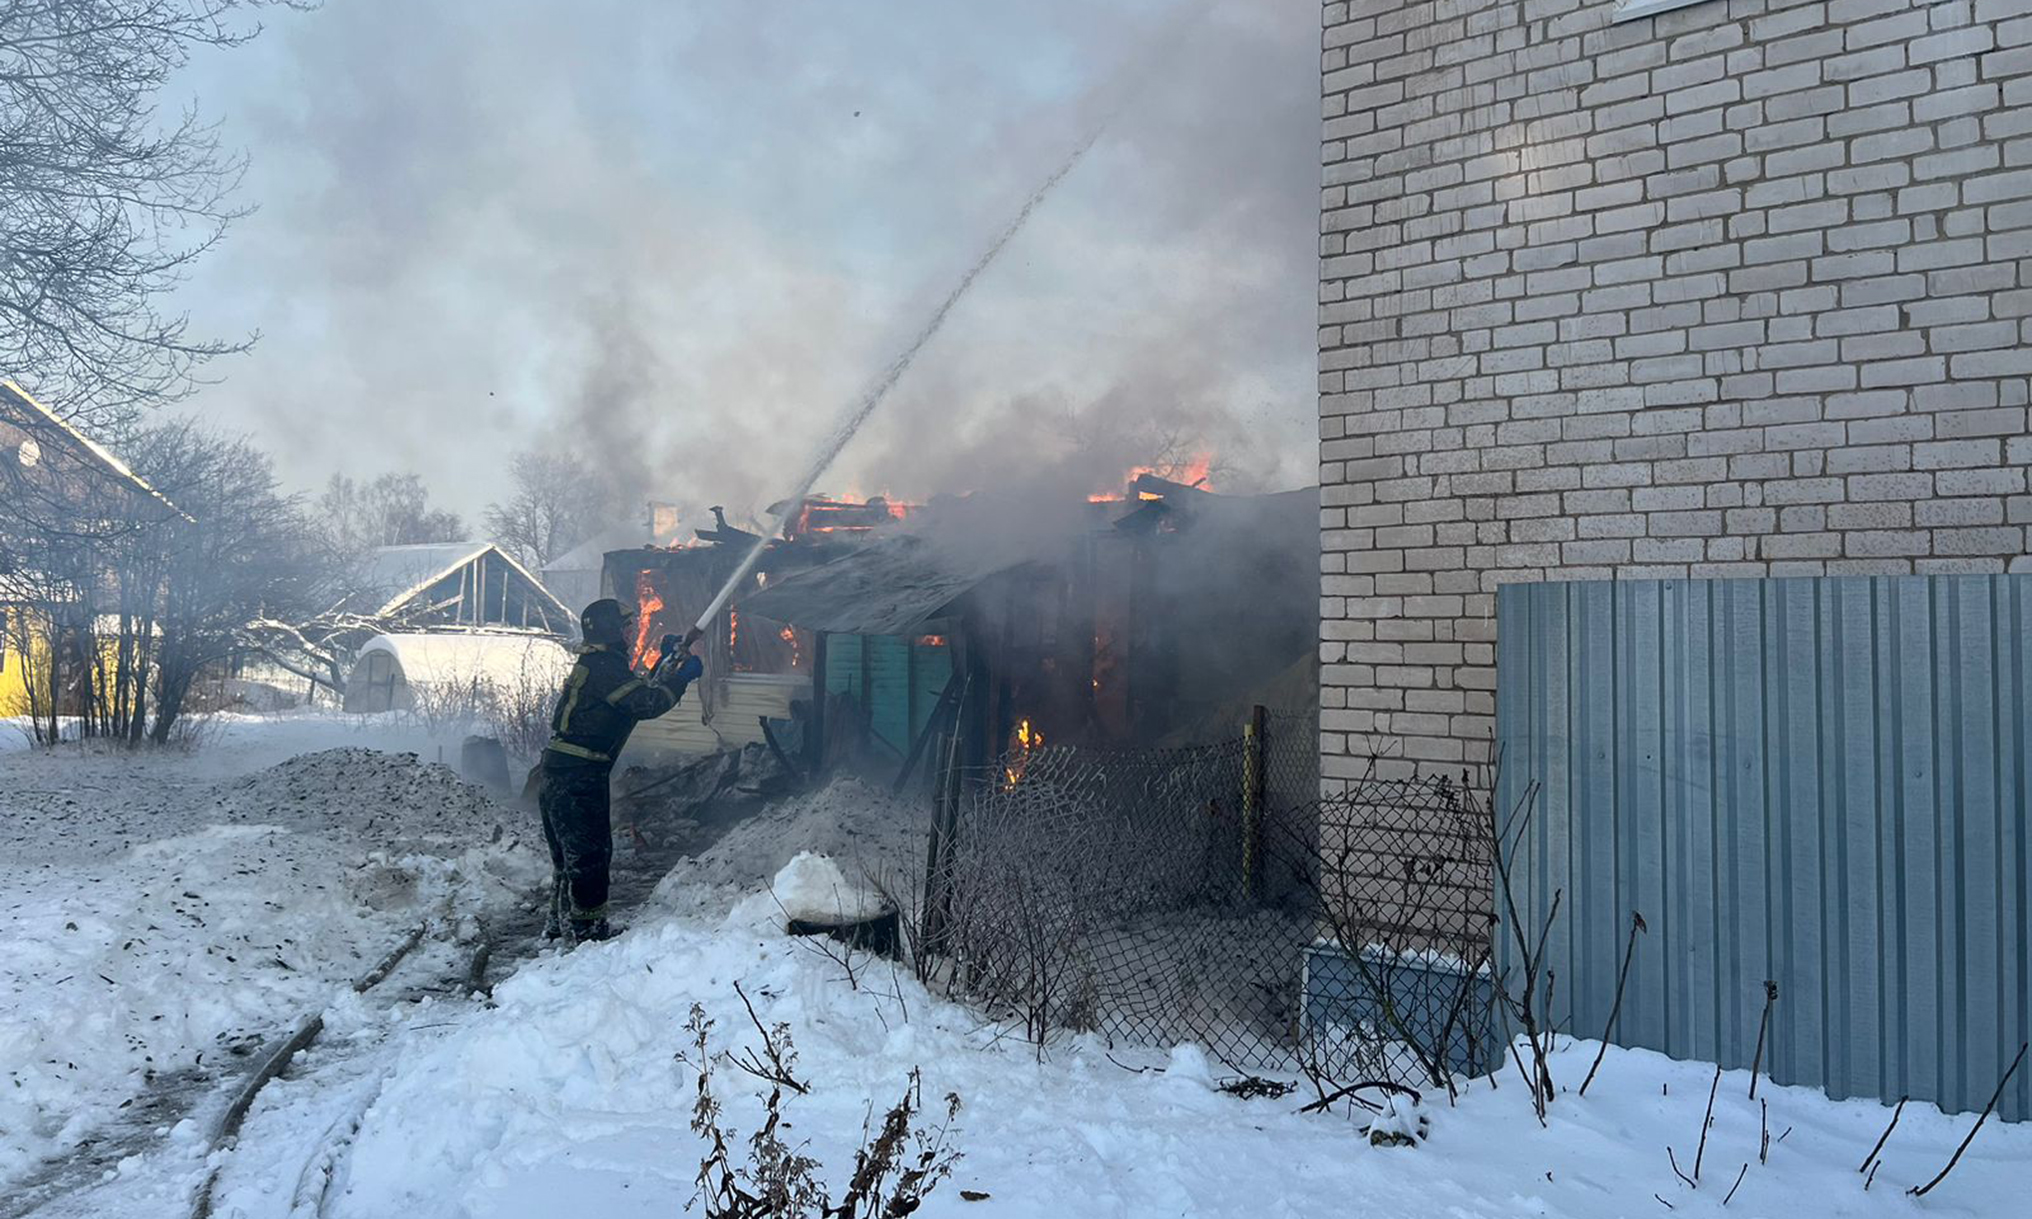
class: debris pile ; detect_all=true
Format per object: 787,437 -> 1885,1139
206,747 -> 513,846
652,777 -> 929,918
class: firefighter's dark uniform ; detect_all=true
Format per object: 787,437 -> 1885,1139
539,640 -> 698,935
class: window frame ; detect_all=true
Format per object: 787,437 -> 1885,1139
1613,0 -> 1716,22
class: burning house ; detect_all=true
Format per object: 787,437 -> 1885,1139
592,497 -> 914,758
605,477 -> 1317,787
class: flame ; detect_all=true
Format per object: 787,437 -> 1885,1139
1087,453 -> 1216,502
631,571 -> 665,669
1004,717 -> 1044,786
790,495 -> 916,540
1091,621 -> 1120,711
1166,453 -> 1215,488
916,634 -> 948,647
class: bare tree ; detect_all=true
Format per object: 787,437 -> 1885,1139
126,420 -> 322,741
1,412 -> 323,744
238,603 -> 387,698
314,472 -> 466,558
482,448 -> 625,569
0,1 -> 310,422
0,390 -> 173,742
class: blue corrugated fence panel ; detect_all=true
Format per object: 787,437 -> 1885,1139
1496,575 -> 2031,1121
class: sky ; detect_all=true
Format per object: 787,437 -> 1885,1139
170,0 -> 1320,532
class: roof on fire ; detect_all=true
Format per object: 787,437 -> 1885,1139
738,532 -> 1010,634
740,484 -> 1319,636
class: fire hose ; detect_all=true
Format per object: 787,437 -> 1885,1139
672,37 -> 1161,653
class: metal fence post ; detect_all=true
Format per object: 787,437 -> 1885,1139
1242,703 -> 1266,900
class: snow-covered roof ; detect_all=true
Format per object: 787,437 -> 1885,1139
358,543 -> 491,601
353,631 -> 575,692
360,542 -> 572,621
0,379 -> 188,520
740,533 -> 1005,635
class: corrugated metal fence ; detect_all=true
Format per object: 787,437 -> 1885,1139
1496,575 -> 2030,1119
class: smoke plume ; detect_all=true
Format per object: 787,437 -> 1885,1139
170,0 -> 1318,527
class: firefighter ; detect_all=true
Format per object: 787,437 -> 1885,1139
538,598 -> 703,944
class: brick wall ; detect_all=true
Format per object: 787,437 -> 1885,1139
1318,0 -> 2032,783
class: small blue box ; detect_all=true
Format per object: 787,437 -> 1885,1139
1301,941 -> 1501,1082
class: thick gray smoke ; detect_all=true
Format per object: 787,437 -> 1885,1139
171,0 -> 1318,525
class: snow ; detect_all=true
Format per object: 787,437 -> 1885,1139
765,851 -> 893,924
1364,1093 -> 1427,1147
0,716 -> 545,1195
651,776 -> 929,919
352,631 -> 575,692
6,733 -> 2027,1219
233,912 -> 2029,1219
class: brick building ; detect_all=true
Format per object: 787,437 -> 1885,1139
1318,0 -> 2032,783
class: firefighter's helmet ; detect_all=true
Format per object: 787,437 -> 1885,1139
580,598 -> 634,646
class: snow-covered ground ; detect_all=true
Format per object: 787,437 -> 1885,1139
233,902 -> 2029,1219
0,714 -> 546,1202
7,723 -> 2025,1218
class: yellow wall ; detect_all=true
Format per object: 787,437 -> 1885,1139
0,608 -> 131,719
0,607 -> 38,716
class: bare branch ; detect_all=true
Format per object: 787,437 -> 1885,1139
1908,1042 -> 2027,1199
1,2 -> 311,417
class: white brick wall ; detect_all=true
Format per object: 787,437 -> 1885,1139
1319,0 -> 2032,783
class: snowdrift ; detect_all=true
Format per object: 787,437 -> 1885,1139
0,746 -> 543,1190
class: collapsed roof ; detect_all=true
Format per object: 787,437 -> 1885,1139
740,533 -> 1002,635
741,483 -> 1318,636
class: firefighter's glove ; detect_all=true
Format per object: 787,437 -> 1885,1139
655,651 -> 704,692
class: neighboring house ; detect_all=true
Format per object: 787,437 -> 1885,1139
1318,0 -> 2031,780
0,379 -> 180,527
353,542 -> 574,636
0,582 -> 39,716
1316,0 -> 2031,1121
0,380 -> 182,717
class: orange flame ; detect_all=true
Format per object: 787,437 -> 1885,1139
1088,453 -> 1215,502
1004,717 -> 1044,786
631,571 -> 665,669
790,495 -> 916,540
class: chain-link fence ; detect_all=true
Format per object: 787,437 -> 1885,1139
926,712 -> 1499,1089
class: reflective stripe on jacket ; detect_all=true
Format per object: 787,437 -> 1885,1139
543,644 -> 682,769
